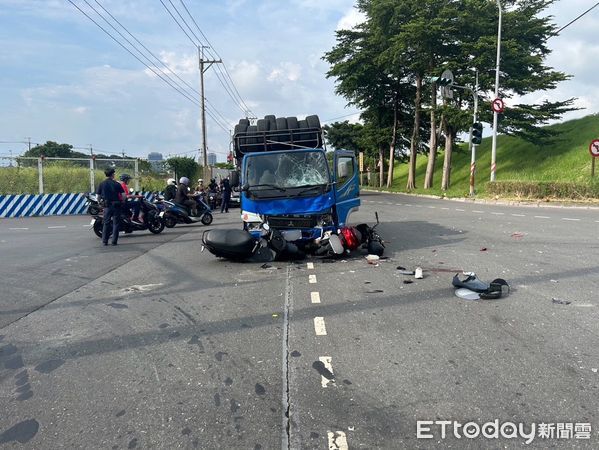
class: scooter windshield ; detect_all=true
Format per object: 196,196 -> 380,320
245,151 -> 330,199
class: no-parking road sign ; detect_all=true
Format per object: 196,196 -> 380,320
492,98 -> 505,113
589,139 -> 599,158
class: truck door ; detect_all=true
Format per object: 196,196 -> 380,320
333,150 -> 360,226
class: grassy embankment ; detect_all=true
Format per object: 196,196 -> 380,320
381,113 -> 599,201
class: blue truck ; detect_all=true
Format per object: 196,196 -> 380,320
232,114 -> 360,241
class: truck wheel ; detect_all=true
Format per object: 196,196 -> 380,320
238,118 -> 250,127
246,125 -> 258,146
265,115 -> 276,130
286,117 -> 298,129
234,123 -> 248,134
298,119 -> 309,145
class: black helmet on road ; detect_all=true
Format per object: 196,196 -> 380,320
104,168 -> 115,177
119,173 -> 131,182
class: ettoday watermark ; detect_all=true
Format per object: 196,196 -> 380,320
416,420 -> 592,444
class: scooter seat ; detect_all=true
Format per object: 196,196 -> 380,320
202,229 -> 256,257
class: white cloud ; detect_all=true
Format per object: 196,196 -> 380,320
73,106 -> 88,115
336,7 -> 366,30
267,62 -> 302,82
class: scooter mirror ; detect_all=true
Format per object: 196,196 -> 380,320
241,183 -> 250,192
262,223 -> 270,231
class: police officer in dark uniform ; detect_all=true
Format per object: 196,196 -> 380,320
96,167 -> 125,246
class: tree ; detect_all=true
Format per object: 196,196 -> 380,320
24,141 -> 87,159
323,121 -> 364,154
166,156 -> 199,180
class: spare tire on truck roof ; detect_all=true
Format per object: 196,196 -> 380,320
306,115 -> 321,129
238,118 -> 250,127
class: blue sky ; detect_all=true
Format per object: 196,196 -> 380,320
0,0 -> 597,161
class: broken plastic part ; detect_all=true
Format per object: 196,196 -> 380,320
415,267 -> 423,279
454,288 -> 480,300
552,298 -> 571,305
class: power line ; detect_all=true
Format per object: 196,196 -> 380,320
322,112 -> 362,122
178,0 -> 254,117
556,2 -> 599,34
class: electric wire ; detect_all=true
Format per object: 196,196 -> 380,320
556,2 -> 599,34
69,1 -> 230,133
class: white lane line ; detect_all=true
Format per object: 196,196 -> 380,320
415,205 -> 422,208
314,317 -> 327,336
82,224 -> 91,227
395,203 -> 402,206
9,227 -> 29,230
306,262 -> 314,270
562,218 -> 580,221
455,208 -> 465,212
534,216 -> 550,219
327,431 -> 349,450
428,206 -> 436,209
311,292 -> 321,304
491,212 -> 504,215
48,226 -> 67,229
405,204 -> 412,207
472,210 -> 484,213
309,274 -> 317,284
511,214 -> 526,217
441,207 -> 449,210
319,356 -> 334,387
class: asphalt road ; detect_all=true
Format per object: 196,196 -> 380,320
1,192 -> 598,449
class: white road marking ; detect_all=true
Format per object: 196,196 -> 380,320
428,206 -> 436,209
48,226 -> 67,229
327,431 -> 349,450
441,207 -> 449,210
534,216 -> 550,219
82,224 -> 91,227
122,283 -> 163,293
511,214 -> 526,217
395,203 -> 402,206
455,208 -> 465,212
311,292 -> 321,304
573,304 -> 595,308
472,210 -> 484,213
415,205 -> 422,208
491,212 -> 504,215
405,204 -> 412,207
314,317 -> 327,335
9,227 -> 29,230
319,356 -> 334,387
562,218 -> 580,221
306,262 -> 314,270
309,274 -> 317,284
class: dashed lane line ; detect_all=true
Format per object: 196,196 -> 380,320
472,210 -> 484,213
306,262 -> 314,270
511,214 -> 526,217
491,212 -> 504,215
309,274 -> 317,284
327,431 -> 349,450
319,356 -> 334,388
562,218 -> 581,221
310,292 -> 321,304
534,216 -> 550,219
48,226 -> 67,229
428,206 -> 436,209
314,317 -> 327,336
441,207 -> 450,210
8,227 -> 29,230
455,208 -> 465,212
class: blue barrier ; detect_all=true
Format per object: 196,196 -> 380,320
0,192 -> 155,218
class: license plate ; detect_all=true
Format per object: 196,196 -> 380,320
159,211 -> 165,218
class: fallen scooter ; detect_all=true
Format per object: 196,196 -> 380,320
84,193 -> 101,216
91,197 -> 165,238
314,212 -> 385,257
201,223 -> 302,262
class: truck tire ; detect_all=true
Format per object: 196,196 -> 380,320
275,117 -> 288,130
246,125 -> 258,146
265,115 -> 276,130
298,119 -> 309,146
234,123 -> 248,134
256,119 -> 270,132
306,114 -> 321,129
238,118 -> 250,127
274,117 -> 289,148
286,117 -> 299,146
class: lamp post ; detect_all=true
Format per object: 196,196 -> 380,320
490,0 -> 502,182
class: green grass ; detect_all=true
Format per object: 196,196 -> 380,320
378,113 -> 599,200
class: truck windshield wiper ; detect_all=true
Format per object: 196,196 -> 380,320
295,184 -> 327,195
249,183 -> 287,192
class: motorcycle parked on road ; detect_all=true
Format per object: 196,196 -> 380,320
154,194 -> 213,228
91,197 -> 165,238
84,193 -> 101,216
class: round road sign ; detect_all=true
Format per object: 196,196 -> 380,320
492,98 -> 505,113
589,139 -> 599,158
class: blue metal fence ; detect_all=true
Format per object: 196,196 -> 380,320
0,192 -> 155,218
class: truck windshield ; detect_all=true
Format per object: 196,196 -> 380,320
245,151 -> 330,198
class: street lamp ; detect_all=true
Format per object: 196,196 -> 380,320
490,0 -> 502,182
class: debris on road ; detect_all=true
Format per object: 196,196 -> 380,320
552,298 -> 571,305
480,247 -> 488,252
511,232 -> 526,240
455,288 -> 480,300
366,289 -> 384,293
452,272 -> 489,293
403,280 -> 414,284
415,267 -> 423,279
453,273 -> 510,300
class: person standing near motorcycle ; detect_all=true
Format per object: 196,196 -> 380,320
119,174 -> 143,225
220,177 -> 232,213
164,178 -> 177,201
96,167 -> 125,246
174,177 -> 197,216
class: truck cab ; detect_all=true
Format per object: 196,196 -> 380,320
234,115 -> 359,241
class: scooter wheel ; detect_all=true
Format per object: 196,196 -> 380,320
164,216 -> 177,228
93,219 -> 104,238
201,213 -> 213,226
148,217 -> 165,234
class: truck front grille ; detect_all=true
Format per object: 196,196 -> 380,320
267,216 -> 317,229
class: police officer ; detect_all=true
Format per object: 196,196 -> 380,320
96,167 -> 125,246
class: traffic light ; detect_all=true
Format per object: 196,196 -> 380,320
471,122 -> 483,145
438,75 -> 453,86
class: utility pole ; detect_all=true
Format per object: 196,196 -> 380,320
26,137 -> 31,152
469,71 -> 479,196
198,45 -> 222,181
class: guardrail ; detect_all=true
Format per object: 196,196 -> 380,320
0,192 -> 155,218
